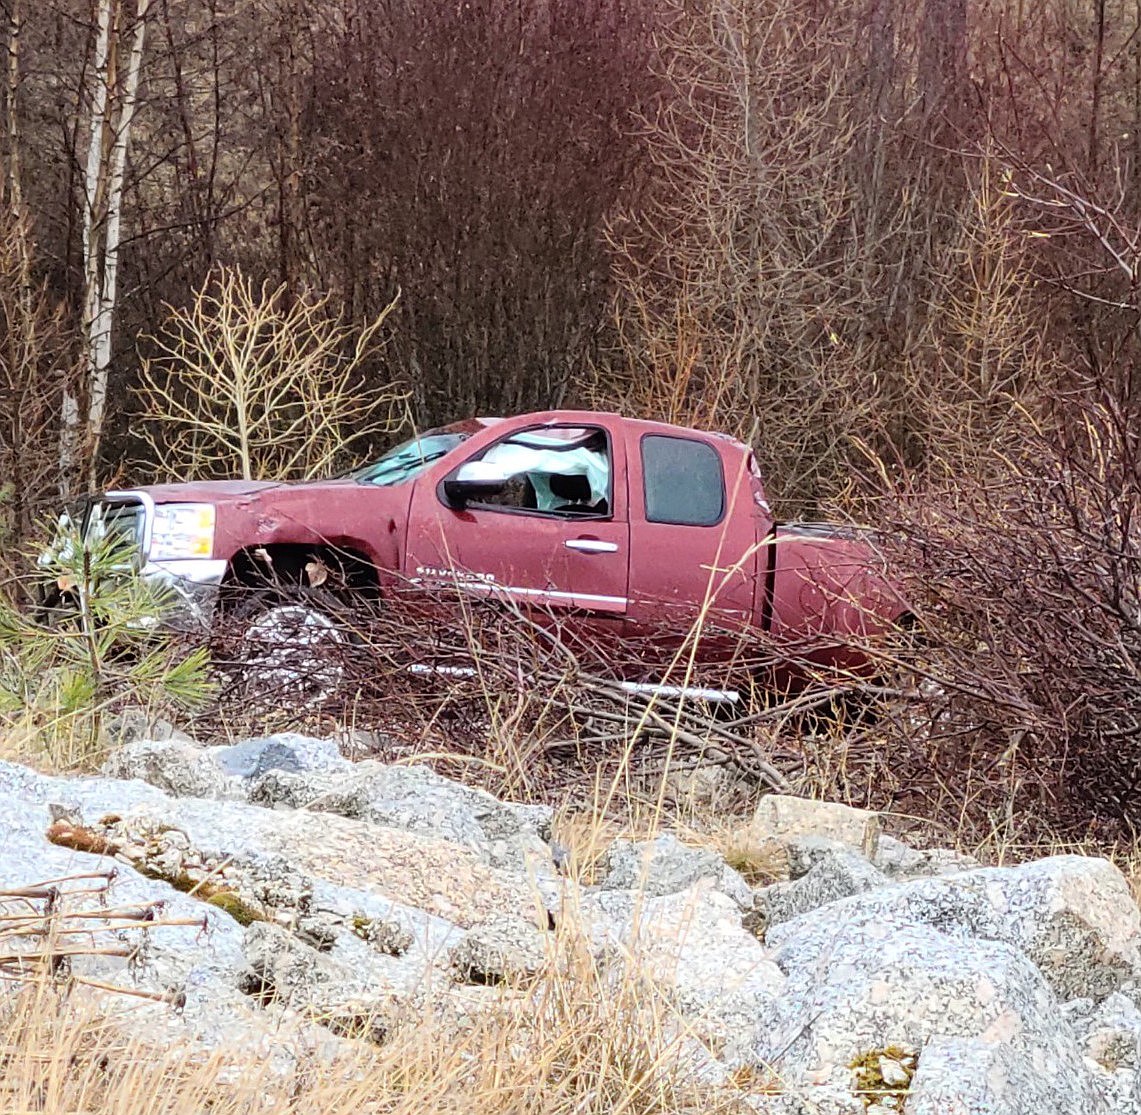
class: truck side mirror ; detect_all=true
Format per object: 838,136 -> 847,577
442,460 -> 511,508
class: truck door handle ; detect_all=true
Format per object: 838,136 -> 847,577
565,538 -> 619,554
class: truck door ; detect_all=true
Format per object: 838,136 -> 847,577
626,432 -> 759,652
404,421 -> 629,619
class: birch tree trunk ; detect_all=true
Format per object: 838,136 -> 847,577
60,0 -> 151,497
87,0 -> 151,485
60,0 -> 113,498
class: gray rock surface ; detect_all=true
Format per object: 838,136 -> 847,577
755,918 -> 1106,1109
0,754 -> 550,1070
214,733 -> 351,779
581,882 -> 786,1064
905,1034 -> 1106,1114
1061,992 -> 1141,1112
103,794 -> 547,930
748,1091 -> 864,1114
756,847 -> 889,929
350,912 -> 415,957
7,752 -> 1141,1111
239,921 -> 398,1041
102,731 -> 349,801
449,915 -> 549,985
873,834 -> 980,880
98,735 -> 555,875
601,833 -> 753,910
102,737 -> 232,799
102,706 -> 194,747
247,766 -> 342,809
784,834 -> 850,878
766,855 -> 1141,1002
0,763 -> 336,1068
1087,993 -> 1141,1071
742,794 -> 880,858
250,760 -> 554,872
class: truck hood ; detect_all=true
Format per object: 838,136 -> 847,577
120,477 -> 360,504
112,476 -> 413,569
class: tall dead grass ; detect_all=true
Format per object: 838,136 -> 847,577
0,913 -> 758,1115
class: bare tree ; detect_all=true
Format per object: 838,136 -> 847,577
303,0 -> 658,423
1,0 -> 1139,515
0,207 -> 74,556
2,0 -> 30,289
0,1 -> 76,555
134,265 -> 404,481
602,0 -> 1055,515
875,373 -> 1141,843
271,0 -> 310,289
918,0 -> 969,134
605,0 -> 891,511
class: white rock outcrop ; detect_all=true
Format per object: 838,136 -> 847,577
4,746 -> 1141,1113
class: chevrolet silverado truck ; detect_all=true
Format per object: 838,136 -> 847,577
57,410 -> 907,687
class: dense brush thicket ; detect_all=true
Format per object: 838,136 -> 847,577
871,375 -> 1141,843
3,0 -> 1140,514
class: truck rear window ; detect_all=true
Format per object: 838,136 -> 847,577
641,435 -> 725,526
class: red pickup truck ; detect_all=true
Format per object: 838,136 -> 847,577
69,410 -> 906,686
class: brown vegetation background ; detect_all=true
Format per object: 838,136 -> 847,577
4,0 -> 1136,514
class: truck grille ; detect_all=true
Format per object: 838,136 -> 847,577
85,499 -> 147,562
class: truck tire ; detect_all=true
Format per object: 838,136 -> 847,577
223,587 -> 349,708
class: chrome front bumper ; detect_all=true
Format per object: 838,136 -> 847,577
142,558 -> 229,632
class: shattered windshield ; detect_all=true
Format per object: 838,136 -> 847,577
350,431 -> 471,487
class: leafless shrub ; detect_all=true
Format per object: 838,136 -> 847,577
134,265 -> 405,482
0,203 -> 73,562
870,380 -> 1141,844
820,139 -> 1141,847
0,869 -> 197,1008
601,0 -> 1051,516
204,576 -> 903,807
303,0 -> 659,422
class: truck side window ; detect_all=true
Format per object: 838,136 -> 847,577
468,426 -> 611,517
642,435 -> 725,526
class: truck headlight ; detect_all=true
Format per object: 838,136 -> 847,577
149,503 -> 216,561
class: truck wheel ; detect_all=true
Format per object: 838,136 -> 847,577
225,589 -> 348,707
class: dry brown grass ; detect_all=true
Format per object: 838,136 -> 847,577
0,915 -> 760,1115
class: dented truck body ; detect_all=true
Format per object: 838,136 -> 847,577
62,410 -> 907,677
